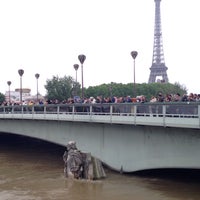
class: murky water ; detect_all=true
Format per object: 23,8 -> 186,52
1,133 -> 200,200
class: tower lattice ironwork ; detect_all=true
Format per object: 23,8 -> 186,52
148,0 -> 169,83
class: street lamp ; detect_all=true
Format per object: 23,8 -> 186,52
73,64 -> 79,96
78,54 -> 86,100
108,82 -> 113,98
35,73 -> 40,102
18,69 -> 24,104
7,81 -> 11,104
73,64 -> 79,83
131,51 -> 138,97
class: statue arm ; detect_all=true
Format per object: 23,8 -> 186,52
63,151 -> 68,163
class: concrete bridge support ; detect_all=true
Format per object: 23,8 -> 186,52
0,119 -> 200,172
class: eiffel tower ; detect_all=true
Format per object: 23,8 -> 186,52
148,0 -> 169,83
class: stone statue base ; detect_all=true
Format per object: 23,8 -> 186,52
63,141 -> 106,180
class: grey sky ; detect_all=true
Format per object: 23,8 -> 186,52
0,0 -> 199,95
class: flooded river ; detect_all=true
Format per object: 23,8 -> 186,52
1,133 -> 200,200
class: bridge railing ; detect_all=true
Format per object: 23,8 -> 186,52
0,102 -> 199,117
0,102 -> 200,128
0,102 -> 200,117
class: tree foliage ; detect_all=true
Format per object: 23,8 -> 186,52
86,82 -> 187,101
44,75 -> 81,101
44,76 -> 187,102
0,92 -> 5,104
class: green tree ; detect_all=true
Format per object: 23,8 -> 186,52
85,82 -> 187,101
44,76 -> 187,102
44,75 -> 81,101
0,92 -> 5,104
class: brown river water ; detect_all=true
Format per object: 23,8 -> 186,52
1,133 -> 200,200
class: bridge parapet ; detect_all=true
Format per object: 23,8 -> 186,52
0,102 -> 199,129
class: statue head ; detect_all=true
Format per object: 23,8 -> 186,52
66,141 -> 77,151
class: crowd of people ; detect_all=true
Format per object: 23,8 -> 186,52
57,92 -> 200,104
1,92 -> 200,107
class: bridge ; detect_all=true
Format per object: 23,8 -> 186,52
0,102 -> 200,173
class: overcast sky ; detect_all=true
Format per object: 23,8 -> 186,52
0,0 -> 199,96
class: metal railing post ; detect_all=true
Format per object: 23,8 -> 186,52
57,105 -> 60,119
32,105 -> 34,119
90,105 -> 92,115
3,106 -> 5,118
163,104 -> 166,127
134,104 -> 137,125
110,105 -> 113,123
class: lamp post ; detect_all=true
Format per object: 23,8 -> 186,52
78,54 -> 86,100
109,82 -> 113,98
35,73 -> 40,102
73,64 -> 79,96
131,51 -> 138,97
73,64 -> 79,82
7,81 -> 11,104
18,69 -> 24,104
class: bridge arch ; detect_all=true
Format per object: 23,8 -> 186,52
1,118 -> 200,172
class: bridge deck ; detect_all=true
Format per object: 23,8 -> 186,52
0,102 -> 199,129
1,102 -> 200,172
